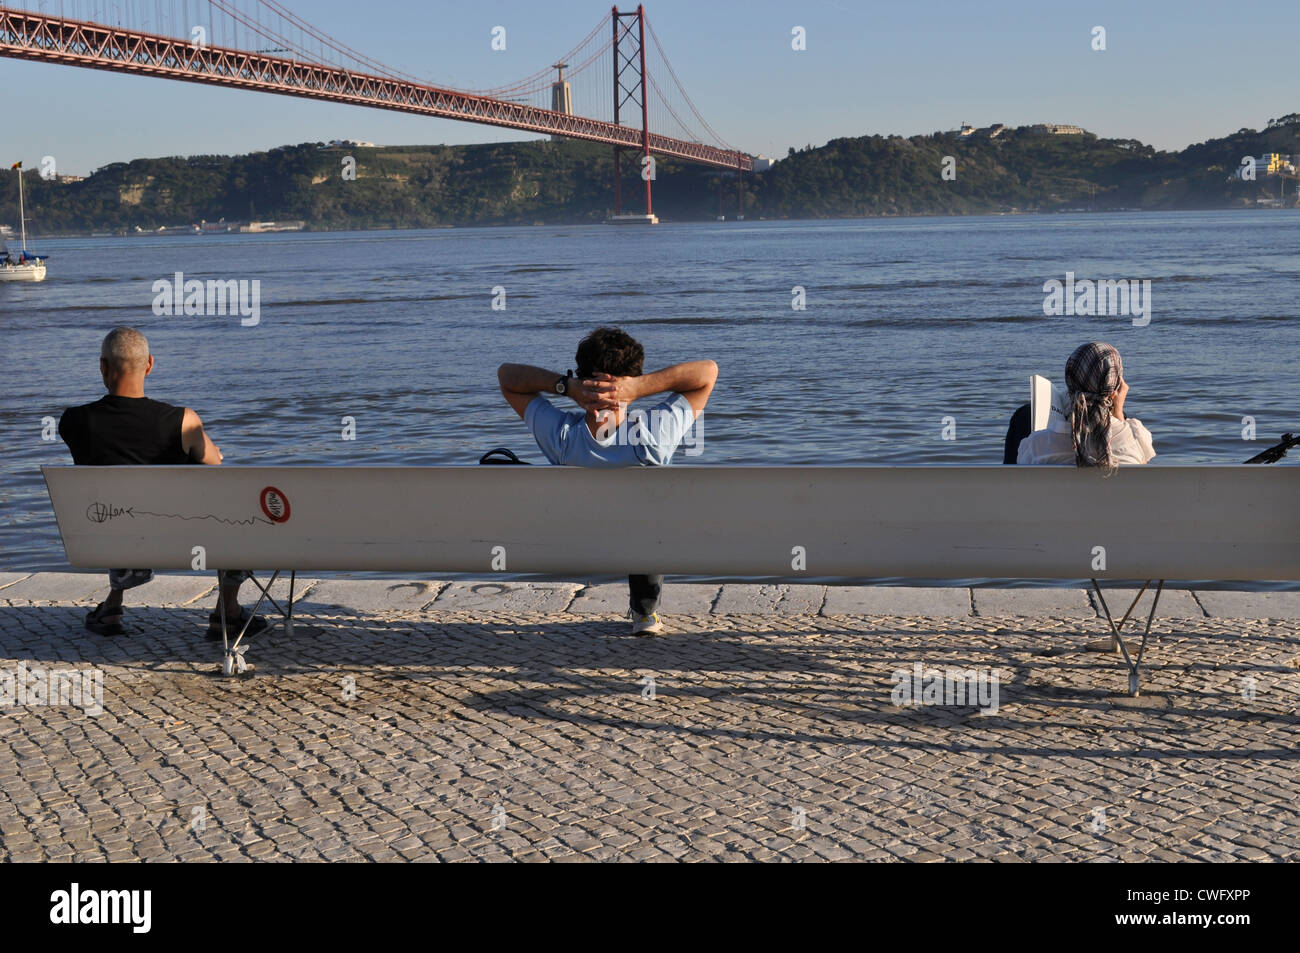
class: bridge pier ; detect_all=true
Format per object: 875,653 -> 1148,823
613,146 -> 622,214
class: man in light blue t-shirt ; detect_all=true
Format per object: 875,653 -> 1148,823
498,327 -> 718,635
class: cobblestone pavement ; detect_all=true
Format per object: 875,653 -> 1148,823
1,581 -> 1298,861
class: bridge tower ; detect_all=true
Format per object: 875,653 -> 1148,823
549,63 -> 572,142
550,63 -> 572,115
611,5 -> 656,223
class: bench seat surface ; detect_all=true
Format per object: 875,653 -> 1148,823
41,465 -> 1300,580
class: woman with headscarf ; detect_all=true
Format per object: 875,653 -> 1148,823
1016,342 -> 1155,469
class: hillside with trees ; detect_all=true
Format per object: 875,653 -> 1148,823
3,115 -> 1298,234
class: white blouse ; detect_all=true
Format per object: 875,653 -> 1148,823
1017,417 -> 1156,466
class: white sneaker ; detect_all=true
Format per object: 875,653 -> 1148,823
631,612 -> 665,635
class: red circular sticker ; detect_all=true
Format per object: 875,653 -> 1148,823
260,486 -> 291,523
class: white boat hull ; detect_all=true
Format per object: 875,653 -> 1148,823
0,261 -> 46,282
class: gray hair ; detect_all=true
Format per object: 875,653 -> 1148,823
100,326 -> 150,372
1065,341 -> 1123,473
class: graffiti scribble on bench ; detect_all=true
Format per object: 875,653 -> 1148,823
85,501 -> 273,527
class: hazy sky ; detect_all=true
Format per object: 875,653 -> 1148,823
1,0 -> 1296,175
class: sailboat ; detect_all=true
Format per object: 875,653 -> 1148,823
0,162 -> 47,282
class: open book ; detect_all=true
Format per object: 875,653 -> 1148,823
1030,374 -> 1053,432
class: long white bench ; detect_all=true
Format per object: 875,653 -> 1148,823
42,465 -> 1300,692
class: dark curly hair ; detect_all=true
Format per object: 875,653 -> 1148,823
575,327 -> 644,378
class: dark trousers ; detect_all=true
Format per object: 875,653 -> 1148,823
629,574 -> 663,616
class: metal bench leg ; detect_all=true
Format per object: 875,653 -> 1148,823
217,571 -> 302,676
1093,579 -> 1164,696
285,571 -> 295,637
219,598 -> 234,676
221,570 -> 280,677
1089,578 -> 1149,651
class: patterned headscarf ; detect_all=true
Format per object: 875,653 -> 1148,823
1065,342 -> 1123,470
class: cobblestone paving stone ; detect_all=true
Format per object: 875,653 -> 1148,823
1,602 -> 1297,861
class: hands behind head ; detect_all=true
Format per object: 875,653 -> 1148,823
569,372 -> 634,414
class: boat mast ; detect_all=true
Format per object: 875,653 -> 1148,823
17,167 -> 26,252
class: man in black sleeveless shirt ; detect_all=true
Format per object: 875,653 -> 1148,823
59,327 -> 267,640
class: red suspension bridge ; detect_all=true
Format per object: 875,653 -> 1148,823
0,1 -> 753,219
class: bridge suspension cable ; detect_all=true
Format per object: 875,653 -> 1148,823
0,0 -> 751,175
643,16 -> 733,152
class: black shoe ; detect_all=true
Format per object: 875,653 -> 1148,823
206,608 -> 270,642
85,602 -> 125,637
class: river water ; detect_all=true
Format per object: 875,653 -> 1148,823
3,211 -> 1297,580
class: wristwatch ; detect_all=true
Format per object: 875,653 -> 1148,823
554,372 -> 571,396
